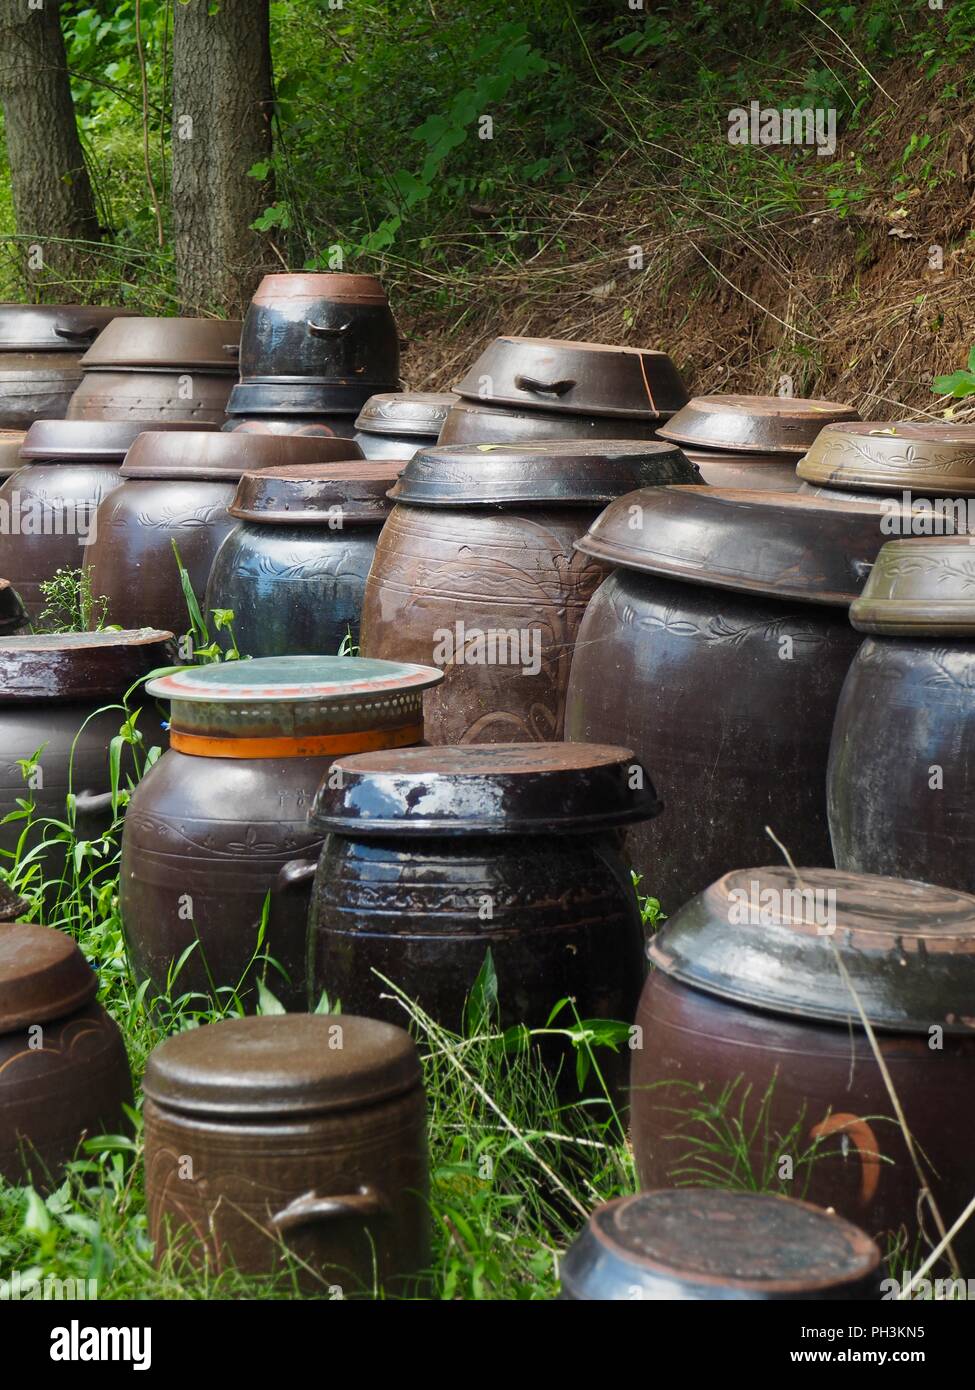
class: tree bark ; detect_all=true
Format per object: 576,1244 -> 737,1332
0,0 -> 101,294
171,0 -> 274,316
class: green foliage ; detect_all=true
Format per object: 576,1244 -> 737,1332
933,346 -> 975,399
35,567 -> 112,634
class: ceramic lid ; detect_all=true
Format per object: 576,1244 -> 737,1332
453,336 -> 688,419
560,1191 -> 881,1301
21,419 -> 214,462
0,629 -> 174,702
146,654 -> 443,746
850,536 -> 975,635
0,303 -> 134,352
0,923 -> 98,1033
250,273 -> 390,306
797,420 -> 975,494
119,429 -> 358,481
647,866 -> 975,1034
229,461 -> 402,525
354,392 -> 454,437
311,743 -> 662,835
576,486 -> 892,607
79,317 -> 242,370
657,395 -> 860,455
0,580 -> 26,636
390,441 -> 700,508
142,1013 -> 420,1118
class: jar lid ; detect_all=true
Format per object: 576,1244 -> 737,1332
354,392 -> 454,437
390,441 -> 699,508
310,742 -> 662,835
438,398 -> 667,446
119,430 -> 359,481
560,1190 -> 881,1301
142,1013 -> 420,1118
0,580 -> 26,636
647,866 -> 975,1034
21,419 -> 216,462
229,462 -> 402,525
251,273 -> 390,306
80,317 -> 242,370
453,336 -> 688,419
0,923 -> 98,1033
576,486 -> 890,606
657,395 -> 860,455
0,303 -> 135,352
0,629 -> 175,702
146,655 -> 443,756
798,420 -> 975,493
850,536 -> 975,635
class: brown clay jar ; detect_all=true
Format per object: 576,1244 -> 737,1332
0,922 -> 132,1190
0,303 -> 135,428
143,1014 -> 428,1293
359,442 -> 699,743
119,656 -> 442,1011
84,430 -> 360,635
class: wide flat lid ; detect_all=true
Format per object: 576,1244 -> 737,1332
80,317 -> 241,369
390,440 -> 699,507
647,866 -> 975,1033
576,485 -> 889,606
0,629 -> 174,701
22,419 -> 214,462
147,654 -> 443,705
0,303 -> 134,351
120,429 -> 356,480
850,535 -> 975,634
142,1014 -> 419,1118
0,923 -> 97,1032
658,395 -> 860,455
230,461 -> 402,524
798,420 -> 975,493
354,392 -> 454,437
311,742 -> 661,834
251,272 -> 389,305
574,1191 -> 880,1296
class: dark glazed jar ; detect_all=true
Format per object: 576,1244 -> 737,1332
143,1014 -> 428,1293
84,430 -> 357,634
222,415 -> 358,439
560,1190 -> 883,1301
353,391 -> 454,459
0,303 -> 135,427
359,441 -> 700,744
438,398 -> 666,445
206,461 -> 399,658
631,867 -> 975,1268
829,536 -> 975,891
305,743 -> 660,1087
0,629 -> 172,860
0,419 -> 210,619
565,486 -> 898,911
119,656 -> 442,1010
0,922 -> 132,1189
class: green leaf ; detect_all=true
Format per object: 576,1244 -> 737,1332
256,979 -> 286,1015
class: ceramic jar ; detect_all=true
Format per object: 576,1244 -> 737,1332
0,303 -> 133,427
565,486 -> 900,912
353,392 -> 454,459
437,398 -> 665,445
206,461 -> 399,658
119,656 -> 442,1010
0,922 -> 132,1189
143,1013 -> 428,1292
630,866 -> 975,1268
359,441 -> 700,744
84,430 -> 357,635
560,1190 -> 883,1301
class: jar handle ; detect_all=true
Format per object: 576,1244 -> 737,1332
53,323 -> 101,342
513,373 -> 575,396
307,320 -> 351,339
270,1185 -> 388,1234
222,342 -> 240,357
276,856 -> 318,891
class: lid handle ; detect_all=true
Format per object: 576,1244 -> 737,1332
276,856 -> 318,891
514,373 -> 575,397
307,320 -> 351,339
222,343 -> 240,357
270,1185 -> 387,1234
53,323 -> 101,342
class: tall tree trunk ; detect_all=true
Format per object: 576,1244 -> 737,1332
0,0 -> 101,295
172,0 -> 273,316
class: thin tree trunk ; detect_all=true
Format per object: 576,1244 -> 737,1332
0,0 -> 102,294
171,0 -> 274,316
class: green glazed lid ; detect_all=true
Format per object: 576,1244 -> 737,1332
850,536 -> 975,635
